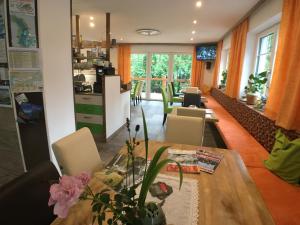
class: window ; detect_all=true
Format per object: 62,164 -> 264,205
130,54 -> 147,96
130,52 -> 192,100
173,54 -> 192,93
218,49 -> 230,89
254,26 -> 278,96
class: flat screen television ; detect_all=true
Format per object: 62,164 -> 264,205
196,45 -> 217,61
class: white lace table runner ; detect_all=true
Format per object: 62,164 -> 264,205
139,174 -> 199,225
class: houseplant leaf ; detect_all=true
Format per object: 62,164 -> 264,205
138,148 -> 183,208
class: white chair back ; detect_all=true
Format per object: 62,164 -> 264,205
166,114 -> 204,146
52,127 -> 104,176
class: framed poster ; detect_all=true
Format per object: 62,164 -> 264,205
7,0 -> 38,48
0,0 -> 7,63
10,70 -> 43,92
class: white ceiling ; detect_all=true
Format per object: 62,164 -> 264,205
72,0 -> 259,44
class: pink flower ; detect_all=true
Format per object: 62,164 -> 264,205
76,172 -> 91,187
48,173 -> 91,218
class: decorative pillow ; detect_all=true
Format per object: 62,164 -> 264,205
264,130 -> 300,184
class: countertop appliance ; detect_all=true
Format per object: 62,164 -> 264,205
74,74 -> 92,93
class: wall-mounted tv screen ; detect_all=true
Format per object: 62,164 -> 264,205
196,45 -> 217,61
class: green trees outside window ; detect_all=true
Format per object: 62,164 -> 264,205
130,53 -> 192,99
173,54 -> 192,93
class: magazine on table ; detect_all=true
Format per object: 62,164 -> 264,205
166,149 -> 223,174
95,153 -> 147,191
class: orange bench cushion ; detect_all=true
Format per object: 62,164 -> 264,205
205,95 -> 300,225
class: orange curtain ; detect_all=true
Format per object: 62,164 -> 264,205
118,44 -> 131,84
212,40 -> 223,88
264,0 -> 300,130
225,19 -> 249,98
191,47 -> 205,90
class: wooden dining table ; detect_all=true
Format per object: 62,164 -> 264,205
51,141 -> 275,225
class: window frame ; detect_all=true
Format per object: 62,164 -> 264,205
253,24 -> 279,97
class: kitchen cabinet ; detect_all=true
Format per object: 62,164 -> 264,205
75,94 -> 105,139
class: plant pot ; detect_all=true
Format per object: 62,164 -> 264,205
142,202 -> 166,225
246,94 -> 257,105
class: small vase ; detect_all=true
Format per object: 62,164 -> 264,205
142,202 -> 166,225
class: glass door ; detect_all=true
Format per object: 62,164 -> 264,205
130,54 -> 147,98
172,54 -> 192,93
150,53 -> 169,100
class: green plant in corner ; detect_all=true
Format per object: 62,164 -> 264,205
80,108 -> 183,225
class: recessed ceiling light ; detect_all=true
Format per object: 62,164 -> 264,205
90,16 -> 94,20
190,37 -> 194,41
196,1 -> 202,8
120,37 -> 124,41
193,20 -> 197,24
136,29 -> 161,36
89,22 -> 95,28
192,30 -> 196,34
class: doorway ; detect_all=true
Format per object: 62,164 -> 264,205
131,52 -> 192,100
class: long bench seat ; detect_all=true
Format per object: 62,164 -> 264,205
205,95 -> 300,225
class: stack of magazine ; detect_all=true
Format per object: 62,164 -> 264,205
166,149 -> 223,174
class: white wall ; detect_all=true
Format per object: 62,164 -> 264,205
105,76 -> 130,138
38,0 -> 75,170
202,62 -> 214,87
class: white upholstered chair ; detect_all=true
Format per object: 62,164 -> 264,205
176,107 -> 206,118
52,127 -> 104,176
166,108 -> 205,146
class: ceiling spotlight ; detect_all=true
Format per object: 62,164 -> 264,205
136,29 -> 161,36
120,37 -> 124,41
193,20 -> 197,24
192,30 -> 196,34
190,37 -> 194,41
196,1 -> 202,8
90,16 -> 94,20
89,22 -> 95,28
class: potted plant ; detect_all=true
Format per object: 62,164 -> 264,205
219,70 -> 227,90
245,71 -> 268,105
49,109 -> 183,225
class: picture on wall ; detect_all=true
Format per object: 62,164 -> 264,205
8,0 -> 37,48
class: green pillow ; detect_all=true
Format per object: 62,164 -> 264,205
264,130 -> 300,184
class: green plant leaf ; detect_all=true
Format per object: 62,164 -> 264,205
138,145 -> 170,207
100,193 -> 110,204
141,108 -> 149,180
138,158 -> 183,208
